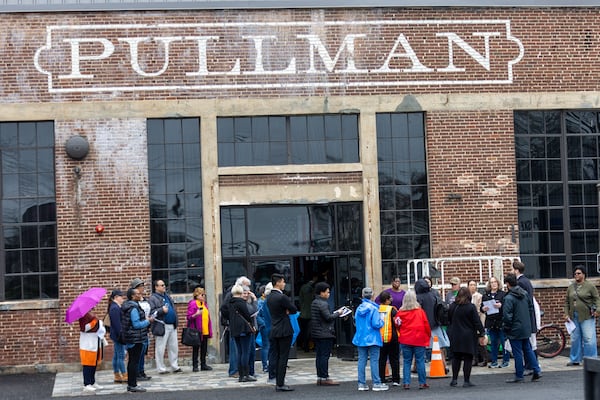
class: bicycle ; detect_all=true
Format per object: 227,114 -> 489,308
535,323 -> 566,358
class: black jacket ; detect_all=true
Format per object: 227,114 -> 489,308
503,285 -> 535,340
481,290 -> 506,330
415,279 -> 438,329
228,296 -> 254,337
120,300 -> 149,344
267,289 -> 298,338
310,296 -> 338,339
448,302 -> 484,355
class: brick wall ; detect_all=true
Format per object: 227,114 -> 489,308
0,6 -> 599,368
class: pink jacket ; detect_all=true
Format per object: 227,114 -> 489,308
186,299 -> 213,338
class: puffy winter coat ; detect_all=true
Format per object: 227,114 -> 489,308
310,296 -> 338,339
352,298 -> 384,347
121,300 -> 149,344
502,285 -> 534,340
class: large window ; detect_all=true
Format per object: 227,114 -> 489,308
217,114 -> 359,166
1,121 -> 57,300
515,110 -> 600,278
376,113 -> 430,283
147,118 -> 204,293
220,203 -> 362,288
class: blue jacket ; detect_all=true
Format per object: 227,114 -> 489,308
352,298 -> 384,347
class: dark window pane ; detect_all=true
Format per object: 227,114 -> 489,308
217,118 -> 234,143
5,275 -> 22,300
164,119 -> 183,144
290,116 -> 307,141
325,115 -> 341,139
251,117 -> 269,142
341,115 -> 359,140
269,117 -> 286,142
515,136 -> 529,158
181,118 -> 200,143
41,274 -> 58,298
307,116 -> 325,140
19,123 -> 36,146
147,119 -> 164,144
290,141 -> 308,164
40,249 -> 56,272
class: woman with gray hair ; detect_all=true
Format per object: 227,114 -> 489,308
228,284 -> 257,382
397,290 -> 431,390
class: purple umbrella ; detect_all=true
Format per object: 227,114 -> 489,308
65,287 -> 107,324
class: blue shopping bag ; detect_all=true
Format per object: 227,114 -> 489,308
290,312 -> 300,346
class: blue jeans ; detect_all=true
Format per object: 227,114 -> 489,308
570,311 -> 598,362
488,328 -> 509,364
112,341 -> 127,374
509,338 -> 541,379
235,334 -> 252,376
247,333 -> 256,376
259,327 -> 271,372
401,344 -> 426,385
228,333 -> 239,375
357,345 -> 381,385
138,339 -> 148,374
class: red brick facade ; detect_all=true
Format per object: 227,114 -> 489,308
0,7 -> 598,369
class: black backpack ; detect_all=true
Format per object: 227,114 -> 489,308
434,296 -> 449,326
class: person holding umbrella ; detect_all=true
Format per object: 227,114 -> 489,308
79,311 -> 106,392
65,287 -> 108,393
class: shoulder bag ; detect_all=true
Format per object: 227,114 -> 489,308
236,310 -> 257,334
181,321 -> 201,346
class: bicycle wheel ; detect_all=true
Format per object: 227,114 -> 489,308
536,324 -> 566,358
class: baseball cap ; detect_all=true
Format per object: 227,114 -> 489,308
450,277 -> 460,285
110,289 -> 125,298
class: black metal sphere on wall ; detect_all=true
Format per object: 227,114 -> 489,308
65,135 -> 89,160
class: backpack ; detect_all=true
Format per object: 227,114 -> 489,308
434,296 -> 449,326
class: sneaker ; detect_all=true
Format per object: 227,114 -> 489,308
392,382 -> 401,386
267,378 -> 276,385
358,384 -> 370,391
172,368 -> 183,373
91,383 -> 103,390
372,383 -> 389,391
567,362 -> 581,366
83,385 -> 96,392
501,361 -> 510,368
488,362 -> 498,368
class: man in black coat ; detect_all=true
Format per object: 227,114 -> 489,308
267,273 -> 298,392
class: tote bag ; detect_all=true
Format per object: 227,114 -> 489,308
181,326 -> 201,346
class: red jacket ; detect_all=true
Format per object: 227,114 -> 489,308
397,308 -> 431,347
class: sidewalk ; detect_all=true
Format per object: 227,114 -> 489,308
51,354 -> 577,397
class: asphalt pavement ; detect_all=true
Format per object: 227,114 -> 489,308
0,353 -> 585,400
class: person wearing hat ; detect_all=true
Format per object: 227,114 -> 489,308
446,277 -> 461,305
130,278 -> 152,381
107,289 -> 127,384
352,287 -> 388,391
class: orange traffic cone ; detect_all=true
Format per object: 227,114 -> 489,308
428,335 -> 447,378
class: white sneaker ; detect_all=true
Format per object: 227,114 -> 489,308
358,384 -> 370,391
92,383 -> 103,390
372,383 -> 389,391
83,385 -> 96,392
392,382 -> 401,386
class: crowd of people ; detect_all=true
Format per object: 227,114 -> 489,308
77,260 -> 599,394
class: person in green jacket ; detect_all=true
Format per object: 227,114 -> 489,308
564,265 -> 600,366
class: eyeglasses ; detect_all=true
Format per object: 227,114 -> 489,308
157,284 -> 166,287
